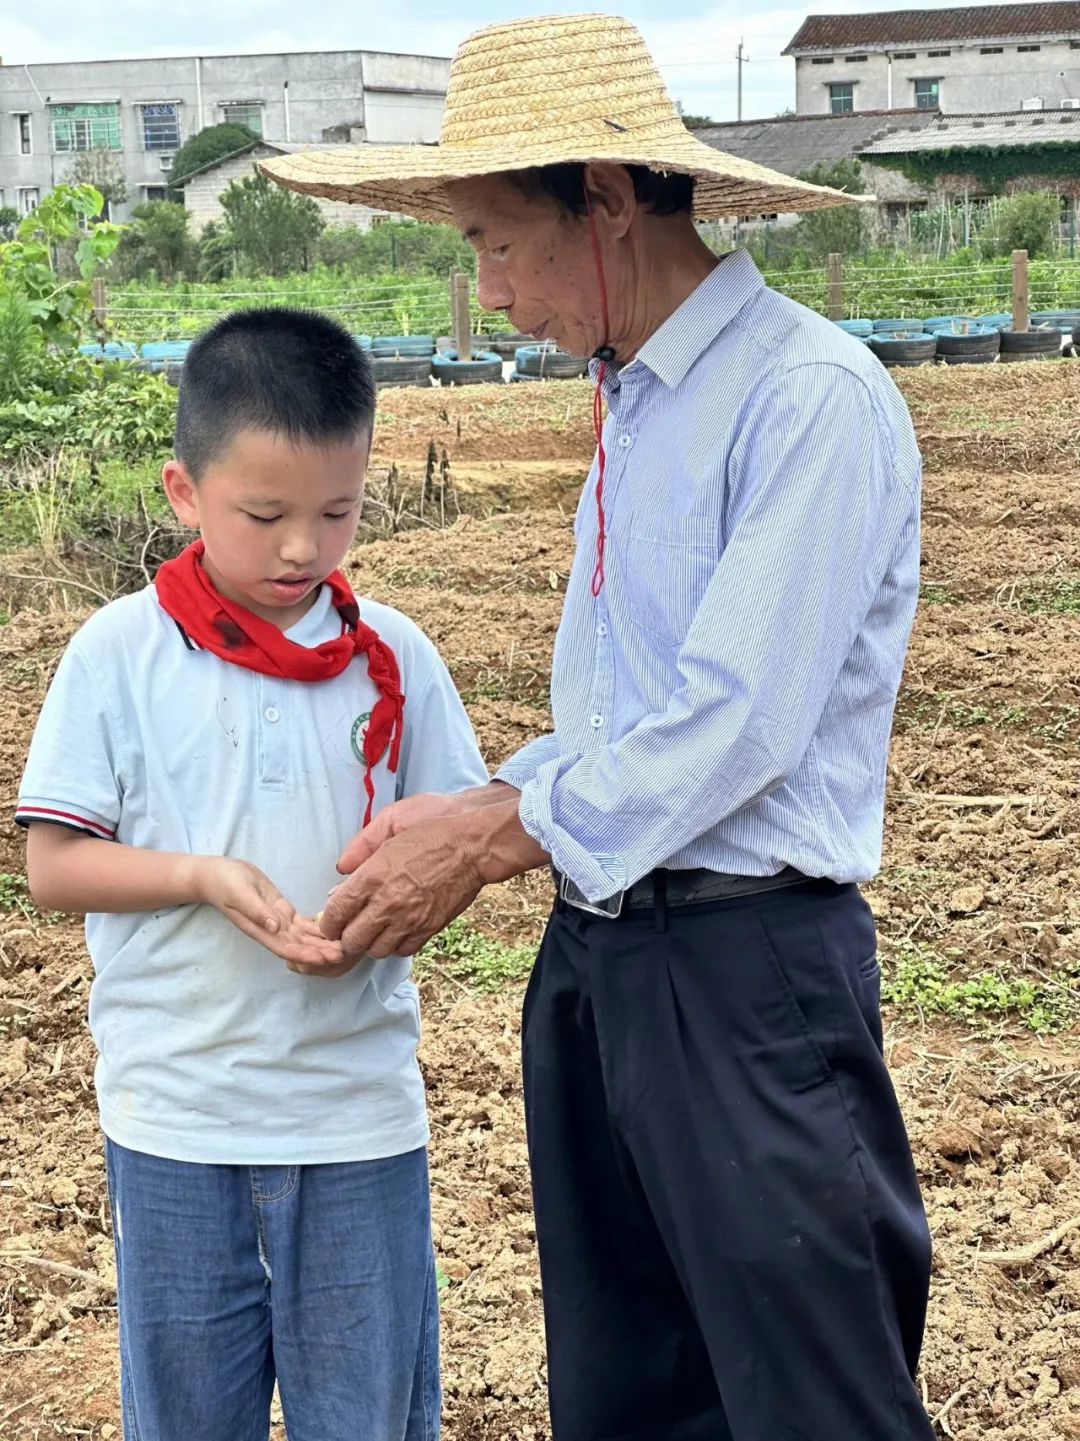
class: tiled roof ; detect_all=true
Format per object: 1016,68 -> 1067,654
697,109 -> 938,176
860,107 -> 1080,151
785,3 -> 1080,53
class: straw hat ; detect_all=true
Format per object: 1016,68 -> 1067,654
259,13 -> 859,221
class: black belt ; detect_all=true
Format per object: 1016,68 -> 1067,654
552,865 -> 811,920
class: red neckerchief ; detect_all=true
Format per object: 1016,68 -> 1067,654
155,540 -> 403,826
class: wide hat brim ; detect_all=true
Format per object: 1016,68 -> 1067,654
259,133 -> 863,223
258,13 -> 866,222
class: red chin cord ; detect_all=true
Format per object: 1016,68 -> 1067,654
583,183 -> 612,598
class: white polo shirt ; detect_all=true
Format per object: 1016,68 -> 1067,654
17,583 -> 488,1165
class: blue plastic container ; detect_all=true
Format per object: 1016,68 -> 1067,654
140,341 -> 191,364
836,318 -> 873,338
79,341 -> 138,362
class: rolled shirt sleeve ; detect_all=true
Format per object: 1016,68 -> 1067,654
517,363 -> 919,901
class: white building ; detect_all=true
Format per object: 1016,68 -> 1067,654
0,47 -> 449,222
785,2 -> 1080,116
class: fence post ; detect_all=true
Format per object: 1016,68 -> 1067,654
826,253 -> 844,321
92,276 -> 107,331
451,272 -> 472,360
1011,249 -> 1029,333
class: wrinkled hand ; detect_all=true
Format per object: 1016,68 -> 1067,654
322,815 -> 486,959
196,857 -> 349,972
337,792 -> 476,876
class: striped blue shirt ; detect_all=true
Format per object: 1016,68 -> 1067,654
496,249 -> 922,903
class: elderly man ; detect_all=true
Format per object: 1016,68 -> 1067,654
264,15 -> 934,1441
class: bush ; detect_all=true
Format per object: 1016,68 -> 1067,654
114,202 -> 194,282
793,159 -> 869,260
978,191 -> 1061,260
319,225 -> 367,269
0,289 -> 43,401
0,356 -> 176,464
219,173 -> 324,276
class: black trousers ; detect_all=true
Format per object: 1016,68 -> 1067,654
522,879 -> 935,1441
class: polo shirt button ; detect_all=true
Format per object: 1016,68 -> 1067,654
265,706 -> 281,723
619,435 -> 632,448
589,713 -> 603,729
597,622 -> 608,638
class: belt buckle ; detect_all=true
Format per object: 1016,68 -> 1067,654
559,872 -> 625,919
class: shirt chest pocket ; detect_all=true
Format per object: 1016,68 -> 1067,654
620,516 -> 720,649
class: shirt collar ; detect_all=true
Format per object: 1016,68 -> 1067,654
589,248 -> 766,393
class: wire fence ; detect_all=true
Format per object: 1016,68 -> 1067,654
102,258 -> 1080,342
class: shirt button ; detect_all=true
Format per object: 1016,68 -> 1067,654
597,622 -> 608,638
264,706 -> 281,723
589,713 -> 603,729
618,434 -> 633,448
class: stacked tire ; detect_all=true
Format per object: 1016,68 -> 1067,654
999,327 -> 1062,363
512,344 -> 589,381
491,331 -> 532,360
432,349 -> 503,385
869,333 -> 937,368
934,326 -> 1000,366
370,335 -> 435,388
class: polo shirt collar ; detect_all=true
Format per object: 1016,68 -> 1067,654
590,248 -> 766,393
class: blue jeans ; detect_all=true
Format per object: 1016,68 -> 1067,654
105,1140 -> 440,1441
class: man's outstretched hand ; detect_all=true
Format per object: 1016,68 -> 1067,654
320,790 -> 549,959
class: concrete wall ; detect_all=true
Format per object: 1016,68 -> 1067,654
0,49 -> 449,221
185,144 -> 382,232
795,39 -> 1080,115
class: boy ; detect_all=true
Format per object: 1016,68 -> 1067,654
17,308 -> 488,1441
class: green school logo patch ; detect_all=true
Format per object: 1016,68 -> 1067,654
350,712 -> 372,762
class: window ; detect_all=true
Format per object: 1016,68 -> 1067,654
928,49 -> 951,58
980,46 -> 1004,54
16,187 -> 39,216
829,83 -> 855,114
914,78 -> 940,108
222,102 -> 263,135
845,53 -> 868,62
16,112 -> 31,154
140,103 -> 180,151
51,102 -> 122,152
1018,44 -> 1041,52
894,51 -> 916,60
142,184 -> 169,202
811,57 -> 834,66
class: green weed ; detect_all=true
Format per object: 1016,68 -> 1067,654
1020,579 -> 1080,615
418,918 -> 534,994
881,941 -> 1078,1034
920,583 -> 959,605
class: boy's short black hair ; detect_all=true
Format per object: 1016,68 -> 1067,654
176,308 -> 376,479
506,163 -> 695,219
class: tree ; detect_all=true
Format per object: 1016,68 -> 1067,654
169,122 -> 259,199
115,201 -> 193,281
65,150 -> 128,215
795,158 -> 868,258
978,191 -> 1060,260
219,172 -> 325,276
680,114 -> 717,130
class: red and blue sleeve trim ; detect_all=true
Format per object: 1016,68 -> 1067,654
14,806 -> 116,839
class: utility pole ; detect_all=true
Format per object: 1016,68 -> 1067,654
735,39 -> 748,121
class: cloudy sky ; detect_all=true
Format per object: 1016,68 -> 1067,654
3,0 -> 981,122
